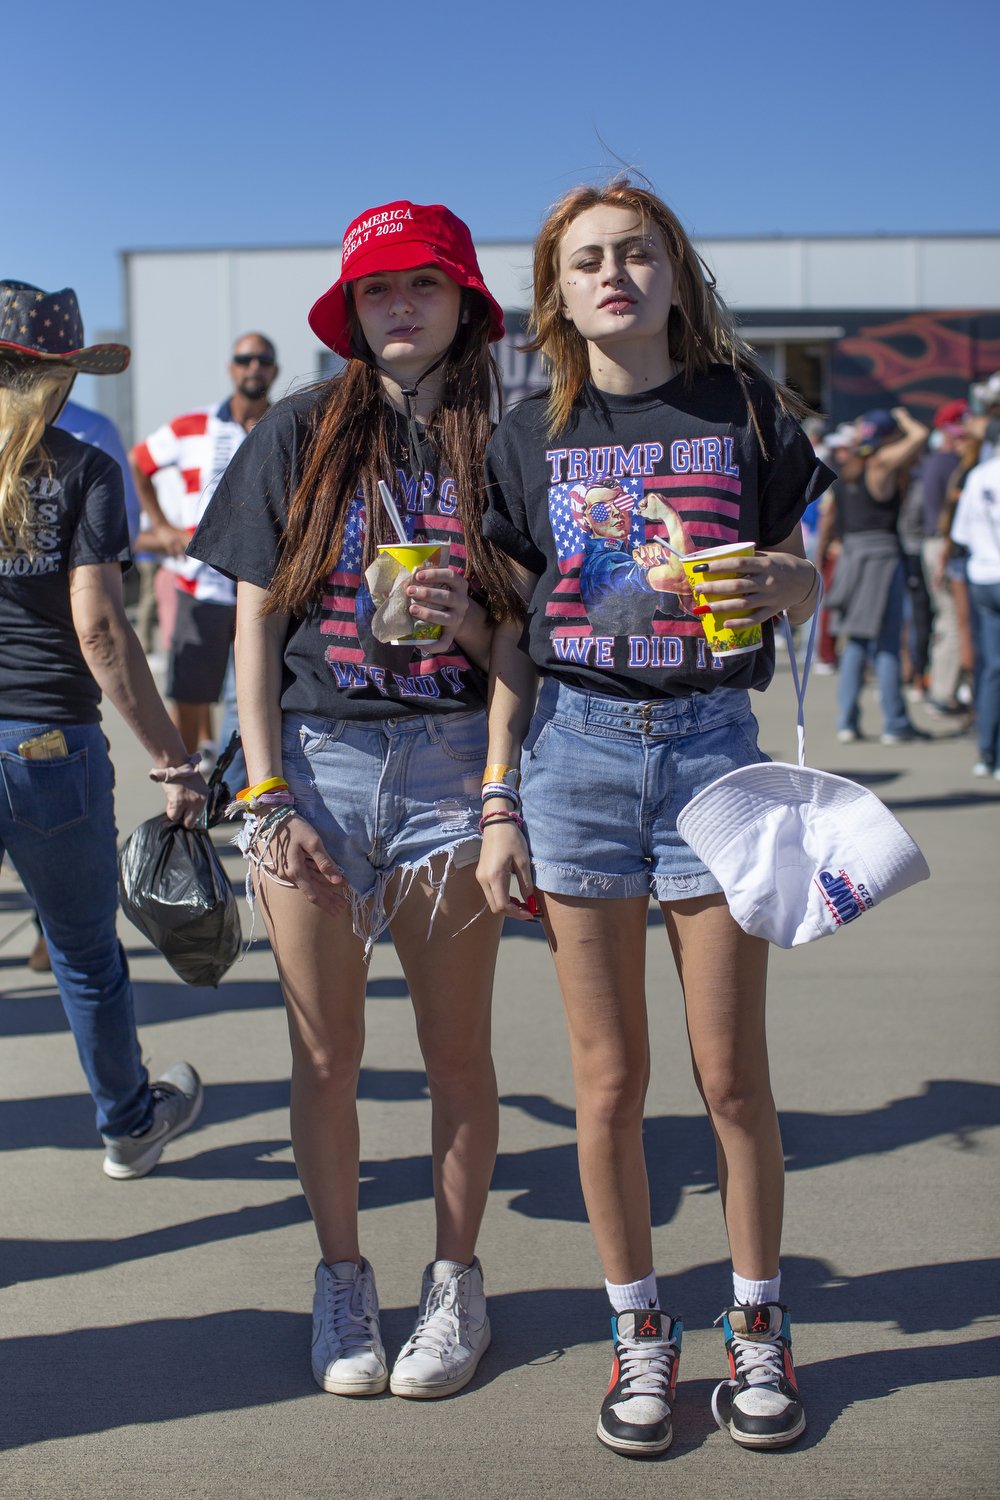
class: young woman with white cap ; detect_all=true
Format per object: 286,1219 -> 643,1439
191,202 -> 521,1401
477,180 -> 832,1457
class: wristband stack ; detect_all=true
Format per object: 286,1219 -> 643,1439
233,776 -> 296,813
227,777 -> 300,910
479,763 -> 525,835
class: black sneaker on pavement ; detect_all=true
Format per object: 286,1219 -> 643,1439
102,1063 -> 203,1180
712,1303 -> 805,1448
597,1308 -> 682,1457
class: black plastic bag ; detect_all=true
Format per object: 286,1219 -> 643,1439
118,816 -> 241,987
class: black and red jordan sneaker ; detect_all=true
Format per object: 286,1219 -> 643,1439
712,1303 -> 805,1448
597,1308 -> 682,1457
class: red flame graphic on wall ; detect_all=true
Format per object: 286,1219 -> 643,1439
833,311 -> 1000,413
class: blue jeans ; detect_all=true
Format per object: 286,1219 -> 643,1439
281,708 -> 485,952
837,561 -> 911,737
969,581 -> 1000,767
0,720 -> 151,1138
521,680 -> 765,901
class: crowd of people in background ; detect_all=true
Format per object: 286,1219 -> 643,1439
804,375 -> 1000,777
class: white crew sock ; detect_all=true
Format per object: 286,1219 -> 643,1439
606,1269 -> 659,1312
732,1270 -> 781,1306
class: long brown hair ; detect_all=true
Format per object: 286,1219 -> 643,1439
525,178 -> 809,444
264,293 -> 523,622
0,357 -> 73,555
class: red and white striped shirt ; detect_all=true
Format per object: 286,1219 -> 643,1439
133,399 -> 248,604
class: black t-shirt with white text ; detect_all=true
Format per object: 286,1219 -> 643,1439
483,367 -> 834,699
0,427 -> 131,724
188,387 -> 487,720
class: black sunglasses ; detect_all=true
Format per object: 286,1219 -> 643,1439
232,352 -> 275,367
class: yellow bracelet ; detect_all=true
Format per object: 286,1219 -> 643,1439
236,776 -> 289,802
482,764 -> 521,789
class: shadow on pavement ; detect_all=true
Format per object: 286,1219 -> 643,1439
0,1285 -> 995,1452
0,1196 -> 310,1290
0,971 -> 414,1038
0,1067 -> 431,1151
499,1079 -> 1000,1223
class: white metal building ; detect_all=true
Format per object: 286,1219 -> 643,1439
110,234 -> 1000,446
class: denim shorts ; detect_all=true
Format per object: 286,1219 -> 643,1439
280,709 -> 486,945
520,680 -> 767,902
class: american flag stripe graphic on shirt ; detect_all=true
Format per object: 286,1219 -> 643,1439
318,492 -> 473,674
546,473 -> 743,638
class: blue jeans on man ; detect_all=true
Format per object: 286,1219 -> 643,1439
836,561 -> 911,738
969,581 -> 1000,769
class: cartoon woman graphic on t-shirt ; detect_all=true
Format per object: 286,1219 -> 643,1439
565,480 -> 697,635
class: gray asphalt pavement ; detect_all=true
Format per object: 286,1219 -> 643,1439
1,656 -> 997,1500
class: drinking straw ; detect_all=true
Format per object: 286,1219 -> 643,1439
377,481 -> 410,545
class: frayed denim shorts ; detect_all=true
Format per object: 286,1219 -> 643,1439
520,679 -> 767,902
280,709 -> 485,947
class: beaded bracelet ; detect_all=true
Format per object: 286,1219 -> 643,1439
478,809 -> 526,834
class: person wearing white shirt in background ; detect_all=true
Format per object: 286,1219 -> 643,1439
949,453 -> 1000,778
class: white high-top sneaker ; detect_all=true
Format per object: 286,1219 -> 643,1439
311,1258 -> 388,1396
389,1258 -> 491,1398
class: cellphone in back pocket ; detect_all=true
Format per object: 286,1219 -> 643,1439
18,729 -> 69,760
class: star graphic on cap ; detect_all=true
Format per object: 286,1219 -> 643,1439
43,319 -> 52,327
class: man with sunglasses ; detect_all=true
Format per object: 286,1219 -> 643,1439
130,334 -> 279,767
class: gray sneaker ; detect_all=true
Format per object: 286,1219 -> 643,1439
389,1258 -> 491,1398
102,1063 -> 204,1180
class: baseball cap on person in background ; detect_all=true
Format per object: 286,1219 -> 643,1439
853,410 -> 901,458
824,423 -> 858,452
307,201 -> 505,359
933,399 -> 969,436
971,371 -> 1000,412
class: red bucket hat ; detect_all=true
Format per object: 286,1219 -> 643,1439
308,201 -> 505,359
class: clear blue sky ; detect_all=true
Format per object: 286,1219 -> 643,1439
4,0 -> 997,341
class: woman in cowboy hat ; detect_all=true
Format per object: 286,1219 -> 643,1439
190,203 -> 522,1401
0,280 -> 206,1179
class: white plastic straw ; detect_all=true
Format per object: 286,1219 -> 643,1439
377,481 -> 409,544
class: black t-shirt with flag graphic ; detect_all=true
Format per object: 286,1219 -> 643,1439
483,367 -> 834,700
188,386 -> 487,720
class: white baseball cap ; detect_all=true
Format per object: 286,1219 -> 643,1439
677,760 -> 930,948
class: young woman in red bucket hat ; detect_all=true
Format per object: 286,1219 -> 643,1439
191,201 -> 522,1401
476,181 -> 834,1457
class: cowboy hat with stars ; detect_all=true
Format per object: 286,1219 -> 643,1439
0,280 -> 129,375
